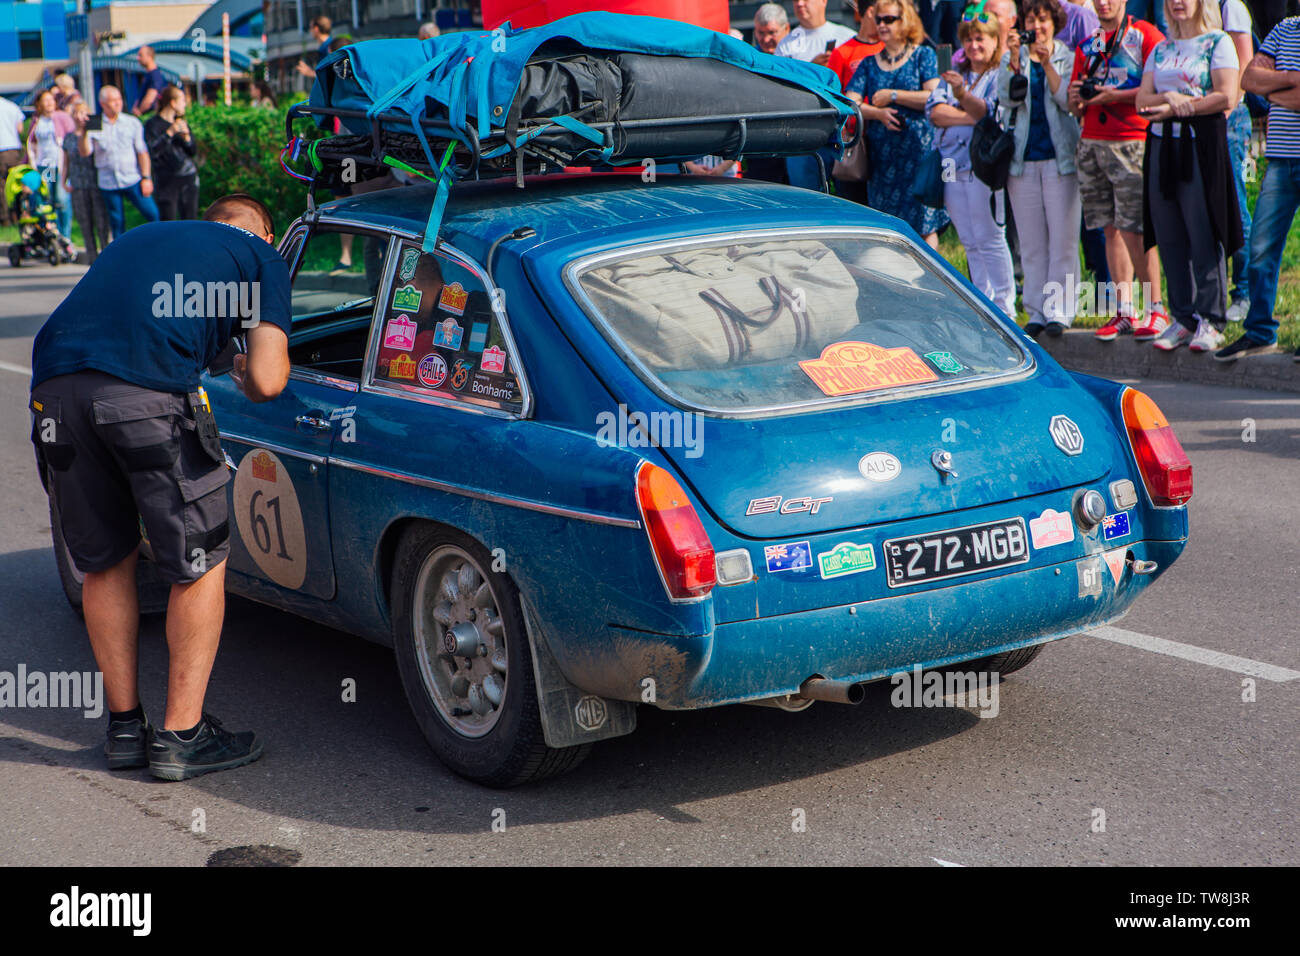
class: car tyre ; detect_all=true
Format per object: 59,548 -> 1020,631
391,523 -> 590,787
970,643 -> 1044,677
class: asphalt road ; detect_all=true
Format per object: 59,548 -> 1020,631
1,262 -> 1296,867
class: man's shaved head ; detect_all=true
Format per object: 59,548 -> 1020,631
204,194 -> 275,239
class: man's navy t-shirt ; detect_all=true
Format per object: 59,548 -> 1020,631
32,220 -> 293,393
137,67 -> 168,111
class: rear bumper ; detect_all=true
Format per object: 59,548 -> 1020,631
577,538 -> 1185,709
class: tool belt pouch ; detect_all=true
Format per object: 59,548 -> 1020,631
187,392 -> 224,466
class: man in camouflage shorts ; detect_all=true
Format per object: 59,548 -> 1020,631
1067,0 -> 1169,340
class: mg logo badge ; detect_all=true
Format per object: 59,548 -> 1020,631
1049,415 -> 1084,456
574,695 -> 607,732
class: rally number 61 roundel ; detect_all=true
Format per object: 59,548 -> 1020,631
232,448 -> 308,590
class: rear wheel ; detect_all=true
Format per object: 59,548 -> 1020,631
8,245 -> 21,268
391,523 -> 590,787
970,643 -> 1045,677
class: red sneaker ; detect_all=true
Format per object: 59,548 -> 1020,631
1133,308 -> 1170,341
1094,313 -> 1134,341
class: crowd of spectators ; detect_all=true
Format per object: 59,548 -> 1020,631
746,0 -> 1300,362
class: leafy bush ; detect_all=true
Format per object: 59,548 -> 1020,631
189,100 -> 319,234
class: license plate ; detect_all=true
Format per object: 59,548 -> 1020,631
883,517 -> 1029,588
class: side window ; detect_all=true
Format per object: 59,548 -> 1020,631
286,227 -> 390,380
371,242 -> 523,413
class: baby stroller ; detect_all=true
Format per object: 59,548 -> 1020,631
5,164 -> 76,267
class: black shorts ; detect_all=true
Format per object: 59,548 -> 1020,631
30,371 -> 230,584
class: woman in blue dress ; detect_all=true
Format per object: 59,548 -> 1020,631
846,0 -> 950,247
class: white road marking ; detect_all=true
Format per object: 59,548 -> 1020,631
0,360 -> 31,377
1087,626 -> 1300,683
932,857 -> 965,867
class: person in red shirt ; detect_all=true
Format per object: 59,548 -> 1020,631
1068,0 -> 1168,340
828,1 -> 886,88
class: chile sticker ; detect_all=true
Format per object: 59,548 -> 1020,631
798,341 -> 938,397
233,449 -> 307,590
417,353 -> 447,388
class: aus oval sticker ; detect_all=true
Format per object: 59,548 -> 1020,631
1049,415 -> 1084,456
859,452 -> 901,482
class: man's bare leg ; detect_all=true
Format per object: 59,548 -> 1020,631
1119,228 -> 1163,314
162,559 -> 227,731
83,549 -> 140,714
1104,224 -> 1136,313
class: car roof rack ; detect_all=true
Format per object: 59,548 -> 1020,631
284,101 -> 849,199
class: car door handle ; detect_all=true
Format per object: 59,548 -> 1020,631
295,415 -> 332,432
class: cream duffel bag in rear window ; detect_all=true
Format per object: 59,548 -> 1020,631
581,240 -> 862,369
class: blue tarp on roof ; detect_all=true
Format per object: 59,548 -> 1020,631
306,12 -> 855,251
310,12 -> 854,147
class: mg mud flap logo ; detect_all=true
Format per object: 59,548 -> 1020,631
1049,415 -> 1084,456
574,695 -> 607,732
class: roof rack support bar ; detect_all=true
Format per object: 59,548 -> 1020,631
734,118 -> 748,161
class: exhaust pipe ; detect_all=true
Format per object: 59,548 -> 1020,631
798,676 -> 866,705
747,694 -> 814,712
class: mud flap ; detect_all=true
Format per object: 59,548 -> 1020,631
522,601 -> 636,749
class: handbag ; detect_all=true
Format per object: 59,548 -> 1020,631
910,148 -> 946,207
970,108 -> 1015,191
832,138 -> 869,182
832,117 -> 869,182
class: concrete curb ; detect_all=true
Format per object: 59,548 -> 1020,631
1038,329 -> 1300,394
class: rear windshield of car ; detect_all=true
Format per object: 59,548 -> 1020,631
568,231 -> 1030,415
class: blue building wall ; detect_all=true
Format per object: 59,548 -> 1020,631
0,1 -> 75,63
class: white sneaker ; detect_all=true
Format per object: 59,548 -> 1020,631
1152,321 -> 1194,351
1226,300 -> 1249,323
1189,318 -> 1225,353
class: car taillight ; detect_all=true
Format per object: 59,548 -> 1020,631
635,462 -> 715,600
1122,389 -> 1192,505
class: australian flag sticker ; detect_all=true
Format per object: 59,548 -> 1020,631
1102,511 -> 1131,541
764,541 -> 813,574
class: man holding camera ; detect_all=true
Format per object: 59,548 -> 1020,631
1069,0 -> 1167,340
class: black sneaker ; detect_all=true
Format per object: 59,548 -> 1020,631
1044,321 -> 1067,338
1024,322 -> 1045,339
1213,335 -> 1279,362
149,713 -> 264,781
105,712 -> 150,770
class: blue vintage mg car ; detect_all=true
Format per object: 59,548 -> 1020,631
49,173 -> 1194,786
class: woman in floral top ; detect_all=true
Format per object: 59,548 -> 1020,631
846,0 -> 950,247
1135,0 -> 1241,353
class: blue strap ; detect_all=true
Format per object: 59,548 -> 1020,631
367,47 -> 458,118
479,114 -> 612,161
423,173 -> 451,254
549,114 -> 605,145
